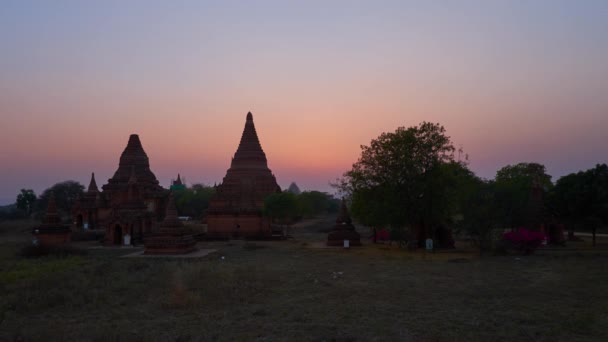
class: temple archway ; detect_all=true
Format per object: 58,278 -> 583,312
113,224 -> 123,245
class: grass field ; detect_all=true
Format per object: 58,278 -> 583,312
1,217 -> 607,341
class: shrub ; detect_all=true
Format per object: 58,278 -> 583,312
502,228 -> 546,254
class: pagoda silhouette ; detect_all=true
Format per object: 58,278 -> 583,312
206,112 -> 281,238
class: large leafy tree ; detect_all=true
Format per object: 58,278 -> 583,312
16,189 -> 37,215
494,162 -> 552,229
337,122 -> 459,238
264,192 -> 298,223
36,181 -> 85,220
456,178 -> 501,254
551,164 -> 608,243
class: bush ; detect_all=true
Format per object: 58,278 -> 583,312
502,228 -> 546,254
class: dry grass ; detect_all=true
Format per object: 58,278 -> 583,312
1,218 -> 607,341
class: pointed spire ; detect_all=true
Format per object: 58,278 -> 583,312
287,182 -> 301,195
88,172 -> 99,192
126,134 -> 144,151
174,173 -> 182,186
230,111 -> 268,170
103,133 -> 161,191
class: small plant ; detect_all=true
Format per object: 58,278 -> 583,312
502,228 -> 546,254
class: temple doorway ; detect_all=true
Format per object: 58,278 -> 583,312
113,225 -> 123,245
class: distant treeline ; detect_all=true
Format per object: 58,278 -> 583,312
3,182 -> 339,224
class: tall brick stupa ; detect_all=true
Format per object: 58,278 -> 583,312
206,112 -> 281,238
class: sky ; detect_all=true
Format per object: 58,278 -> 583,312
1,0 -> 607,205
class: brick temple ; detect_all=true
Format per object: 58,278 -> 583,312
33,192 -> 71,246
72,134 -> 167,245
206,112 -> 282,239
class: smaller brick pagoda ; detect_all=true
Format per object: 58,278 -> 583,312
32,192 -> 71,246
72,172 -> 101,230
327,199 -> 361,247
143,192 -> 197,255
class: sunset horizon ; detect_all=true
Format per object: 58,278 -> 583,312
1,0 -> 607,204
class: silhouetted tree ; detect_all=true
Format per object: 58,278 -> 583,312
36,181 -> 85,221
296,191 -> 336,218
494,162 -> 552,229
550,164 -> 608,244
336,122 -> 459,243
16,189 -> 37,216
455,178 -> 501,254
264,192 -> 298,223
174,183 -> 215,219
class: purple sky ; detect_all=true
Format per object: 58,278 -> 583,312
1,0 -> 607,205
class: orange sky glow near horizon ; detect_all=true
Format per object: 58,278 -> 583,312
1,1 -> 607,204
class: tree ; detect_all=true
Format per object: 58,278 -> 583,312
16,189 -> 37,216
336,122 -> 458,245
36,181 -> 85,220
494,162 -> 552,229
264,192 -> 298,223
174,183 -> 215,219
296,191 -> 334,218
456,178 -> 501,254
551,164 -> 608,245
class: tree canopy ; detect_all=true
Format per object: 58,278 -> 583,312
551,164 -> 608,229
16,189 -> 37,215
174,183 -> 215,219
264,192 -> 298,223
337,122 -> 463,232
36,181 -> 85,221
494,162 -> 552,229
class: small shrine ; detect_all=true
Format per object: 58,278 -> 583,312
32,192 -> 71,246
144,192 -> 197,254
170,173 -> 186,191
72,172 -> 101,230
327,199 -> 361,247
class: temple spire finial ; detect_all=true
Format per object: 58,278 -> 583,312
88,172 -> 99,193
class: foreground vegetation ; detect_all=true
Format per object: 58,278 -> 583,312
1,218 -> 607,341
